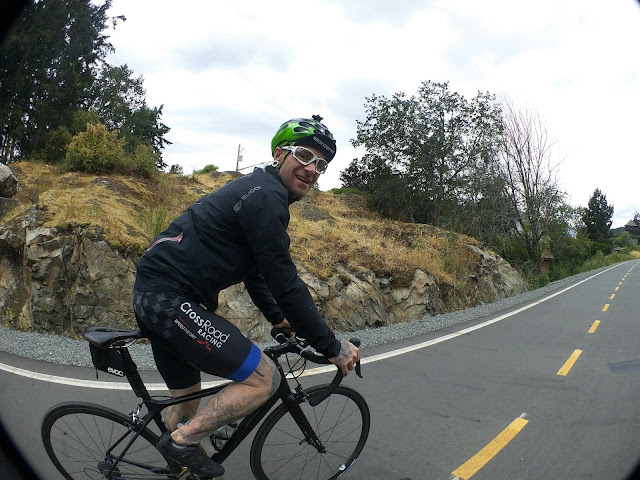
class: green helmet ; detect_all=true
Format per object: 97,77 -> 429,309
271,115 -> 337,162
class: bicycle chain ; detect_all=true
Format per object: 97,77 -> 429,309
109,467 -> 205,480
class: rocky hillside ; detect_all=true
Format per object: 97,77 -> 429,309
0,162 -> 527,341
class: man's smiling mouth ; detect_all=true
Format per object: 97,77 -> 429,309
296,175 -> 311,184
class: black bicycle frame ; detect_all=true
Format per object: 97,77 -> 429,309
107,344 -> 328,476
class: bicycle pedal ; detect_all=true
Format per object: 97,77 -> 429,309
209,422 -> 238,451
178,468 -> 211,480
178,472 -> 220,480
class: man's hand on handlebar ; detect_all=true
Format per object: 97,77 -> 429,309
329,340 -> 360,376
272,319 -> 295,337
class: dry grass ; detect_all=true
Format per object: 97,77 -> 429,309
7,163 -> 483,303
8,163 -> 242,254
289,190 -> 481,291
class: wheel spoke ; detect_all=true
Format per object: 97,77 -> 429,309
250,385 -> 370,480
43,403 -> 173,480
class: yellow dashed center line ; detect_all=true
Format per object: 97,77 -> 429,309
452,416 -> 529,479
610,294 -> 615,300
588,320 -> 600,334
615,287 -> 619,291
557,349 -> 582,376
602,304 -> 610,312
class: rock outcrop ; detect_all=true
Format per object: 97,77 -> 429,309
0,163 -> 528,341
0,208 -> 527,341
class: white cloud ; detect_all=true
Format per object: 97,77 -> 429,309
105,0 -> 640,227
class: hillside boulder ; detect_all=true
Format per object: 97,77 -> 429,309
0,164 -> 18,198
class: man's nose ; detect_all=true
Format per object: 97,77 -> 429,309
302,161 -> 317,173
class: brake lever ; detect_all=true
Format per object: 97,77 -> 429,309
350,338 -> 363,378
270,327 -> 295,344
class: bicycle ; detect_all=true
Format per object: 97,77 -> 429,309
41,326 -> 370,480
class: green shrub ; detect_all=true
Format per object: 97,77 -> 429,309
128,144 -> 159,180
529,272 -> 550,288
64,123 -> 126,174
195,164 -> 219,174
614,231 -> 632,248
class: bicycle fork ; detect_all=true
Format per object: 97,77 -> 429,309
283,385 -> 326,453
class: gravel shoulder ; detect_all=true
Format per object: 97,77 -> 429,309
0,266 -> 620,370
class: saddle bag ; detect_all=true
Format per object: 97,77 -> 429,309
89,343 -> 127,377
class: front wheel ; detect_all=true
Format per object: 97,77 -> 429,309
42,402 -> 174,480
250,384 -> 370,480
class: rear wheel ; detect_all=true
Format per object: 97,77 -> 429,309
42,402 -> 174,479
250,385 -> 370,480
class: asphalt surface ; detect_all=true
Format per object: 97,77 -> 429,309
1,261 -> 639,479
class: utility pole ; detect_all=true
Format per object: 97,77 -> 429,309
235,144 -> 243,173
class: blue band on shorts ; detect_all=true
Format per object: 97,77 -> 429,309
228,344 -> 262,382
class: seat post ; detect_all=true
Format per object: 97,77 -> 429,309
119,348 -> 152,402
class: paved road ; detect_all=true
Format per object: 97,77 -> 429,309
1,261 -> 639,479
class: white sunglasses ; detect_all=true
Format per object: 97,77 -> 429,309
281,146 -> 328,174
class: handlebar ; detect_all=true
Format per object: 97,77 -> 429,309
268,328 -> 362,407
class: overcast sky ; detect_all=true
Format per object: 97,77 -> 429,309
105,0 -> 640,228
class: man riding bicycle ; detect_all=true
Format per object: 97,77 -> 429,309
133,115 -> 360,478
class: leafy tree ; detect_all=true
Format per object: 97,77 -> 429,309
582,188 -> 613,245
344,81 -> 504,227
169,164 -> 184,175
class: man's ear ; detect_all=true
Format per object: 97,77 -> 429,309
273,146 -> 288,164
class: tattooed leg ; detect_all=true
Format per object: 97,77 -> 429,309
165,382 -> 202,432
171,352 -> 280,444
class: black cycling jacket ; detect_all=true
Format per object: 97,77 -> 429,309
134,166 -> 341,358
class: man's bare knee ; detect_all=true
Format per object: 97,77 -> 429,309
244,353 -> 280,398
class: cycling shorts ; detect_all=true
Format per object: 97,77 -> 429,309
133,290 -> 261,389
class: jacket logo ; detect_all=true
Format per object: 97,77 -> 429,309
234,186 -> 261,212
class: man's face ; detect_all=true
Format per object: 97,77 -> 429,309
275,146 -> 324,198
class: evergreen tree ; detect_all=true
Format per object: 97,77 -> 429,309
582,188 -> 613,245
0,0 -> 118,163
0,0 -> 170,169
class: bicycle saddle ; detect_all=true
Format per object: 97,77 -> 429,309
83,326 -> 145,348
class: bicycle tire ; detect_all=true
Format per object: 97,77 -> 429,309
42,402 -> 175,480
250,384 -> 370,480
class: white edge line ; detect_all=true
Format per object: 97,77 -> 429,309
0,364 -> 229,391
0,263 -> 625,389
